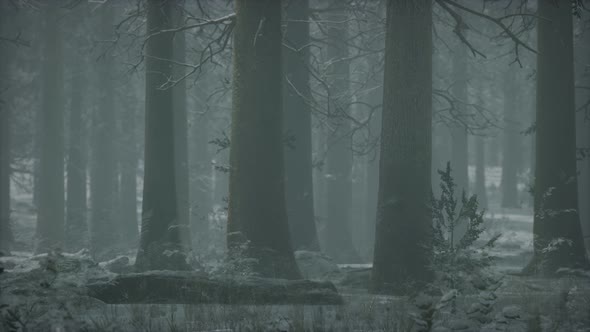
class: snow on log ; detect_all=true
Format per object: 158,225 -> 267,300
86,271 -> 343,305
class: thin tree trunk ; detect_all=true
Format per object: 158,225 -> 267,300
500,69 -> 520,208
173,6 -> 191,251
450,34 -> 469,196
371,0 -> 433,294
227,0 -> 301,279
475,136 -> 488,209
283,0 -> 320,252
525,0 -> 588,274
118,89 -> 139,248
65,68 -> 88,252
135,0 -> 189,272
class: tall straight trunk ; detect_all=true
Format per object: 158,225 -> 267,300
65,68 -> 88,252
90,4 -> 117,258
227,0 -> 301,279
450,36 -> 469,196
0,8 -> 13,255
173,7 -> 191,250
118,89 -> 139,247
190,95 -> 211,250
371,0 -> 433,294
525,0 -> 588,274
500,69 -> 520,208
283,0 -> 320,252
575,13 -> 590,256
135,0 -> 189,271
36,3 -> 65,252
324,9 -> 360,263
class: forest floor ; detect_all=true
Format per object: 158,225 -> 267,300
2,174 -> 590,331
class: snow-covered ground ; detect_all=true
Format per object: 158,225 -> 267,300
2,170 -> 590,331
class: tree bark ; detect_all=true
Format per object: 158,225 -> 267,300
227,0 -> 301,279
90,4 -> 117,258
0,7 -> 13,255
475,136 -> 488,209
36,2 -> 65,253
371,0 -> 433,294
450,34 -> 469,196
323,8 -> 360,263
283,0 -> 320,252
135,0 -> 189,272
172,6 -> 192,251
525,0 -> 588,274
500,69 -> 521,208
65,67 -> 88,252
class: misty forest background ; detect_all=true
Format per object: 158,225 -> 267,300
1,0 -> 590,331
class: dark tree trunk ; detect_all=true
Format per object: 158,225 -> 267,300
475,136 -> 488,209
283,0 -> 320,252
500,69 -> 520,208
36,3 -> 65,253
135,0 -> 189,271
90,4 -> 117,258
575,11 -> 590,256
525,0 -> 588,274
371,0 -> 433,294
0,8 -> 13,255
65,68 -> 88,252
450,36 -> 469,196
227,0 -> 301,279
172,7 -> 192,251
323,9 -> 360,263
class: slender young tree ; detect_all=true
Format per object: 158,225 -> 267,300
371,0 -> 433,294
135,0 -> 189,271
90,4 -> 117,257
36,2 -> 65,253
65,64 -> 88,252
227,0 -> 301,279
525,0 -> 588,274
324,8 -> 360,263
474,136 -> 488,209
283,0 -> 320,252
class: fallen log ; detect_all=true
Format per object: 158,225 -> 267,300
87,271 -> 343,305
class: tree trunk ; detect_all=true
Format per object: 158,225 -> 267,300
118,88 -> 139,248
283,0 -> 320,252
90,4 -> 117,258
323,9 -> 360,264
135,0 -> 189,272
173,7 -> 192,251
450,35 -> 469,196
371,0 -> 433,294
500,69 -> 520,208
65,67 -> 88,252
525,0 -> 588,274
36,3 -> 65,253
575,11 -> 590,257
475,136 -> 488,209
0,7 -> 13,255
227,0 -> 301,279
190,83 -> 212,251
